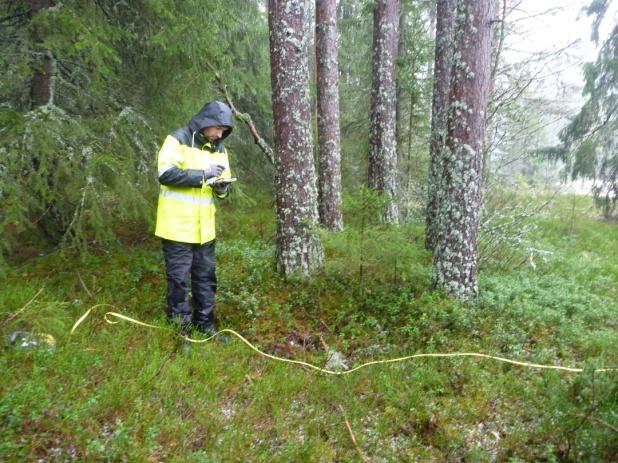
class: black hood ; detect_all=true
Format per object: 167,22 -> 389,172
188,100 -> 234,143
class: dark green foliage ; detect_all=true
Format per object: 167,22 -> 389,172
0,105 -> 158,257
546,7 -> 618,217
338,0 -> 374,188
0,1 -> 159,260
395,0 -> 434,179
0,1 -> 31,110
0,0 -> 275,266
586,0 -> 611,43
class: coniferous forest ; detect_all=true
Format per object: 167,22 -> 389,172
1,0 -> 617,461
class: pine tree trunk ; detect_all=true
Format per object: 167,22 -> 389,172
29,0 -> 55,108
368,0 -> 399,224
432,0 -> 496,299
269,0 -> 324,276
316,0 -> 344,231
395,3 -> 406,163
425,0 -> 457,251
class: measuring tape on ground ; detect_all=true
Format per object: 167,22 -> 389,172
70,305 -> 617,375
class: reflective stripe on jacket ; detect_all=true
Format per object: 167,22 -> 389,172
155,135 -> 232,244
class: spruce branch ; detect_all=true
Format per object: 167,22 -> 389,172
205,62 -> 275,165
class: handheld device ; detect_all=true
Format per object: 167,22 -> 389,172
205,177 -> 238,186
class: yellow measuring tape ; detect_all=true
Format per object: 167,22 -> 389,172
71,306 -> 617,375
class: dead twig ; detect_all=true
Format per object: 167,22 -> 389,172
143,350 -> 176,385
575,413 -> 618,434
338,404 -> 369,462
319,317 -> 332,333
78,272 -> 94,299
3,286 -> 45,326
205,62 -> 275,165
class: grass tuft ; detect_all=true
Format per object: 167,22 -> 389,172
1,193 -> 617,461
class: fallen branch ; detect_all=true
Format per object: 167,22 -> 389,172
3,286 -> 45,326
78,272 -> 94,299
338,404 -> 369,462
575,413 -> 618,434
206,63 -> 275,165
144,350 -> 176,385
319,317 -> 332,333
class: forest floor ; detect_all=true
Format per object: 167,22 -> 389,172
1,193 -> 617,462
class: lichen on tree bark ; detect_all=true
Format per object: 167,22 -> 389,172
425,0 -> 457,251
368,0 -> 399,224
316,0 -> 343,231
432,0 -> 497,299
269,0 -> 324,276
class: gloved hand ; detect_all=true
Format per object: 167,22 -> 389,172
203,164 -> 225,179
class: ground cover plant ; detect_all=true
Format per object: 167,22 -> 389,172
1,193 -> 617,462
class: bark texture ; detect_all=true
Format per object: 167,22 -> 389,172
368,0 -> 399,223
425,0 -> 457,251
269,0 -> 324,276
432,0 -> 496,299
29,0 -> 55,108
395,4 -> 405,160
316,0 -> 343,231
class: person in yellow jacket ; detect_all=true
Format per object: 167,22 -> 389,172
155,101 -> 234,336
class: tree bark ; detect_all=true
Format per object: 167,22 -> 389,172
425,0 -> 457,251
28,0 -> 55,108
316,0 -> 344,231
269,0 -> 324,276
432,0 -> 496,299
395,3 -> 406,163
368,0 -> 399,224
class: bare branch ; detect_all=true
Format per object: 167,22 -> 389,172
205,62 -> 275,165
2,286 -> 45,326
338,404 -> 369,462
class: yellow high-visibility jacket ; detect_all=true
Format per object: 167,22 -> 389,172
155,101 -> 234,244
155,133 -> 232,244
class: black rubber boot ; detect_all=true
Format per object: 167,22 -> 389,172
167,316 -> 192,336
195,322 -> 229,344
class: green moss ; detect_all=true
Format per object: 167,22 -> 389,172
1,192 -> 616,461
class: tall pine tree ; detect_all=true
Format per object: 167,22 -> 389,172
432,0 -> 496,299
269,0 -> 324,276
425,0 -> 457,251
316,0 -> 344,231
368,0 -> 399,223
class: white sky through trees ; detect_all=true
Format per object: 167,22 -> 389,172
493,1 -> 618,190
506,1 -> 617,95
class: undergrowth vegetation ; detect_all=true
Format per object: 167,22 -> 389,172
1,193 -> 617,461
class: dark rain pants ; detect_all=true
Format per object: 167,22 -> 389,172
162,239 -> 217,328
